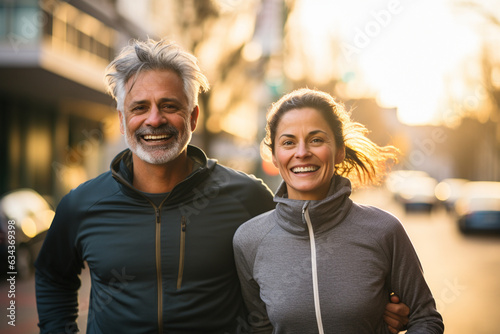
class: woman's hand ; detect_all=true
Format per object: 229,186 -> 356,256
384,293 -> 410,333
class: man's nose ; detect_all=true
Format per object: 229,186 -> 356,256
145,106 -> 166,127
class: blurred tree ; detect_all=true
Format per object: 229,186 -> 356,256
457,0 -> 500,180
149,0 -> 277,167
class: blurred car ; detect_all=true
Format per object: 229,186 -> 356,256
385,170 -> 438,212
434,178 -> 469,212
455,181 -> 500,234
0,189 -> 54,278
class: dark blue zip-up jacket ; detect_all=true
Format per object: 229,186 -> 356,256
35,145 -> 275,333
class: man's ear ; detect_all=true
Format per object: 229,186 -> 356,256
335,145 -> 346,164
118,111 -> 124,135
190,106 -> 200,131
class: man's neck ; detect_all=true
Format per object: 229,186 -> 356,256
131,152 -> 193,194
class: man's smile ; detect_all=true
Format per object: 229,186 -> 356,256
141,133 -> 173,142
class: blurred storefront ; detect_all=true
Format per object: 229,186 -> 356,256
0,0 -> 152,204
0,0 -> 289,202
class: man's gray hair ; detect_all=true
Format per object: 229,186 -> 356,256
104,39 -> 209,112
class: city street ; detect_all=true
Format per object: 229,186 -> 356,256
1,187 -> 500,333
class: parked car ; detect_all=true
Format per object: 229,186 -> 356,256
0,189 -> 54,278
434,178 -> 469,212
385,170 -> 438,212
455,181 -> 500,234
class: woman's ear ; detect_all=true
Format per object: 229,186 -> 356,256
335,145 -> 346,164
272,153 -> 278,168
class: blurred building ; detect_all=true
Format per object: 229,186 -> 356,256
0,0 -> 154,204
0,0 -> 290,203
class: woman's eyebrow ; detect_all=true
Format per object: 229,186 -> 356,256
279,130 -> 327,139
309,130 -> 328,135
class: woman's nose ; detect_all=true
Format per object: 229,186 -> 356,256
294,142 -> 311,158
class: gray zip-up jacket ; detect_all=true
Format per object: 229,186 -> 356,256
233,175 -> 444,333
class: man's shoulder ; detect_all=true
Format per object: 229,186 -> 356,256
63,170 -> 119,208
210,164 -> 275,212
211,163 -> 272,192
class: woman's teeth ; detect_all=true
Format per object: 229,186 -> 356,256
291,166 -> 319,173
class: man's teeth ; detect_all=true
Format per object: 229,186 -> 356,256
292,166 -> 319,173
143,134 -> 169,140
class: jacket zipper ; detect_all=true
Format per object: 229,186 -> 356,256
177,216 -> 187,289
112,168 -> 203,332
303,206 -> 325,334
155,208 -> 163,334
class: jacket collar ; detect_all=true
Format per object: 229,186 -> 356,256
110,145 -> 217,206
272,174 -> 353,236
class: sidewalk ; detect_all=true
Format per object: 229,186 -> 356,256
1,269 -> 90,334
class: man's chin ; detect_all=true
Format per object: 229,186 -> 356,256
133,145 -> 184,165
125,132 -> 191,165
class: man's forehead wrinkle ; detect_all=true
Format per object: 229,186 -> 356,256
124,70 -> 189,108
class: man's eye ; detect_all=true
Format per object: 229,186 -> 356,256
162,104 -> 179,111
132,105 -> 147,112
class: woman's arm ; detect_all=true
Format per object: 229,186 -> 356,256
388,221 -> 444,333
233,226 -> 273,334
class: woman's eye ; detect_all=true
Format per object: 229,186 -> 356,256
311,138 -> 324,143
282,140 -> 294,146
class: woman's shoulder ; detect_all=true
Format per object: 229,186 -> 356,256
233,210 -> 276,248
349,202 -> 404,233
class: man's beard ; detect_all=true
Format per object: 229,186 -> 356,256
124,122 -> 191,165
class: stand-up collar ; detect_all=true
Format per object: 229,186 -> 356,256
110,145 -> 216,205
272,175 -> 353,236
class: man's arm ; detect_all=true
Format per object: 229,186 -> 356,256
35,269 -> 81,333
384,293 -> 410,333
34,194 -> 84,333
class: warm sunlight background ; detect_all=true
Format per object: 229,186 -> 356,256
288,0 -> 488,125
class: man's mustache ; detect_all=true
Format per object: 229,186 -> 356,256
135,124 -> 179,138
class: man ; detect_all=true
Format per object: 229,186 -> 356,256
35,39 -> 409,333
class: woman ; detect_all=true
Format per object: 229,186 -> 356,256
233,88 -> 444,333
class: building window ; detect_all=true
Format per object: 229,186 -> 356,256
48,1 -> 115,64
0,0 -> 115,63
0,0 -> 41,45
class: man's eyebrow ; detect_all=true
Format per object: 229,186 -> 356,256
127,97 -> 184,108
128,99 -> 149,107
158,97 -> 183,104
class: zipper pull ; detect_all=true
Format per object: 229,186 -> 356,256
156,208 -> 160,224
181,216 -> 187,231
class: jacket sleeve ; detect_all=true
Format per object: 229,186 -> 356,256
387,220 -> 445,334
34,193 -> 84,333
233,228 -> 273,334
